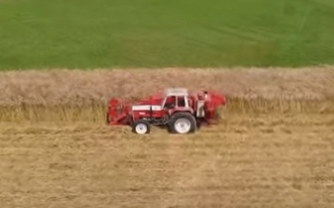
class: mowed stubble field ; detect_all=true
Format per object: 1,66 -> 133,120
1,112 -> 334,208
1,68 -> 334,208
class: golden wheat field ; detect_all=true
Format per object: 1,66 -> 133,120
1,67 -> 334,106
1,68 -> 334,208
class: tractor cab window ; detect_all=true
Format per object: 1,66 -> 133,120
177,96 -> 186,107
163,96 -> 176,109
163,95 -> 187,108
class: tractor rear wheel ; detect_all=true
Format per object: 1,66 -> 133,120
168,112 -> 196,134
132,120 -> 151,134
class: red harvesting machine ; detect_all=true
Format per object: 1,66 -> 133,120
106,88 -> 227,134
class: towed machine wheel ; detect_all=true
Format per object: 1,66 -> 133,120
169,112 -> 196,134
106,113 -> 111,124
132,120 -> 151,134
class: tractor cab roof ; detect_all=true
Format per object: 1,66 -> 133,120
164,88 -> 189,97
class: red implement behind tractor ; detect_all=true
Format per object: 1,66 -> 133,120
106,88 -> 227,134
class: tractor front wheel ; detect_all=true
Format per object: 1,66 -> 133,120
168,112 -> 196,134
132,120 -> 151,134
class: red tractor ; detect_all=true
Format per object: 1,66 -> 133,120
106,88 -> 227,134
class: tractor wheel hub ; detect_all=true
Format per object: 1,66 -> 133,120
174,118 -> 191,134
135,123 -> 148,134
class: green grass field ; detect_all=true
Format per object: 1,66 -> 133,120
1,0 -> 334,69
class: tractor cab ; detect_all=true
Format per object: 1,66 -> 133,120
161,88 -> 190,109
